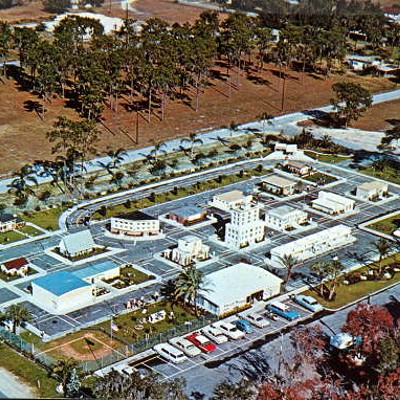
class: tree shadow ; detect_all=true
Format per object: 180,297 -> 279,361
301,109 -> 340,128
385,118 -> 400,126
247,74 -> 271,86
23,100 -> 45,119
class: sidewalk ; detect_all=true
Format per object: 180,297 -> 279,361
0,368 -> 36,399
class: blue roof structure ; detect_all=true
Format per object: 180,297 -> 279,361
72,260 -> 118,280
33,271 -> 90,296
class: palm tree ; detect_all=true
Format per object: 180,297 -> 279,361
310,259 -> 344,301
5,304 -> 32,334
371,238 -> 391,278
149,140 -> 167,161
173,266 -> 209,317
180,133 -> 203,159
277,254 -> 299,288
7,165 -> 38,205
53,358 -> 78,394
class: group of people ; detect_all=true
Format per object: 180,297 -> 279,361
125,291 -> 160,310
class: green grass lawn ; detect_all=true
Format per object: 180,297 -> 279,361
19,331 -> 43,346
0,230 -> 25,245
303,172 -> 338,184
304,151 -> 352,164
0,343 -> 60,398
95,301 -> 195,344
18,225 -> 43,236
113,266 -> 154,288
367,212 -> 400,235
359,166 -> 400,185
22,206 -> 64,231
304,254 -> 400,309
68,337 -> 104,354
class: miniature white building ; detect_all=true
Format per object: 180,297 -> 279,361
265,205 -> 308,231
163,235 -> 210,267
274,143 -> 298,154
197,263 -> 283,316
110,211 -> 160,237
270,224 -> 356,266
224,203 -> 265,248
1,257 -> 30,277
59,229 -> 96,258
261,175 -> 297,196
210,190 -> 253,212
284,160 -> 311,176
312,191 -> 355,215
356,181 -> 388,201
0,214 -> 25,233
72,260 -> 120,284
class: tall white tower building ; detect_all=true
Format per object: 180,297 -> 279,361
224,203 -> 265,249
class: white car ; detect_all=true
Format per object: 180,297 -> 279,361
153,343 -> 188,364
201,325 -> 229,344
294,294 -> 323,312
169,337 -> 202,357
212,321 -> 245,340
244,312 -> 270,328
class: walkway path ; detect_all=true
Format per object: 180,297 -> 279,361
1,88 -> 399,194
0,368 -> 36,399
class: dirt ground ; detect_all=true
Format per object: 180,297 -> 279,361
0,62 -> 397,174
351,98 -> 400,131
0,1 -> 53,23
41,332 -> 124,361
0,0 -> 398,174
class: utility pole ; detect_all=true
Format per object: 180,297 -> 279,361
136,110 -> 139,144
281,73 -> 287,111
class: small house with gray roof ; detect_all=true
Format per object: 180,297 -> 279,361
0,214 -> 25,233
59,229 -> 96,258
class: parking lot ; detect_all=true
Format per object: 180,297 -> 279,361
106,296 -> 323,381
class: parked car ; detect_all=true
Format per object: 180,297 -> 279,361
233,319 -> 253,333
244,312 -> 270,328
263,310 -> 278,321
201,325 -> 229,344
293,294 -> 323,312
153,343 -> 188,363
169,337 -> 202,357
186,332 -> 217,353
212,322 -> 245,340
266,301 -> 301,321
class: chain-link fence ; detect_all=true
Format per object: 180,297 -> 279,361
0,326 -> 34,354
78,314 -> 217,372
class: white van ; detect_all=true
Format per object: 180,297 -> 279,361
154,343 -> 188,363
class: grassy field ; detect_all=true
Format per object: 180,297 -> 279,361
95,300 -> 195,344
303,151 -> 352,164
367,212 -> 400,235
112,266 -> 154,288
0,230 -> 25,245
303,171 -> 338,184
359,166 -> 400,185
0,343 -> 60,398
19,225 -> 43,236
22,206 -> 64,231
304,254 -> 400,309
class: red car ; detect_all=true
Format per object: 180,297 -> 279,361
185,332 -> 217,353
